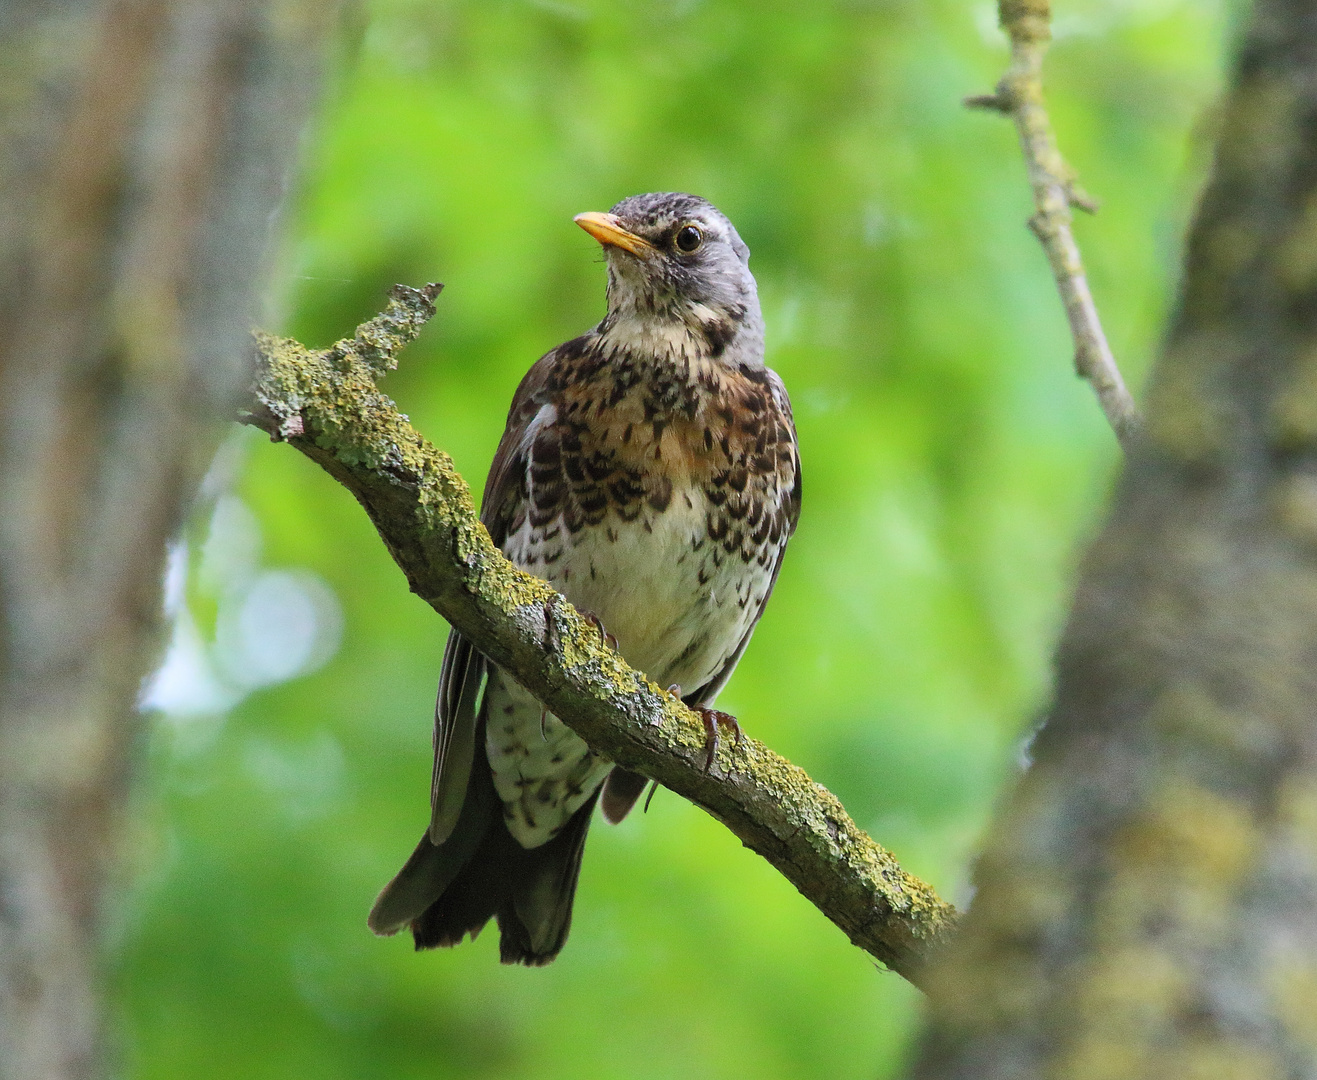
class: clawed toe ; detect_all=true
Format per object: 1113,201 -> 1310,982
582,611 -> 618,652
666,686 -> 742,769
695,706 -> 742,772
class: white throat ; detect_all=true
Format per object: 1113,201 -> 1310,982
599,309 -> 711,363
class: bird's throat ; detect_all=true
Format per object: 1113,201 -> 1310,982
598,299 -> 753,368
599,311 -> 713,365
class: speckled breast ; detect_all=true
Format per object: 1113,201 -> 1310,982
488,346 -> 798,848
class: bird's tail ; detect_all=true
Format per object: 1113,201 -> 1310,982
368,719 -> 598,966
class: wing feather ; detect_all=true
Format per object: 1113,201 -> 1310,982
428,632 -> 486,844
426,340 -> 579,842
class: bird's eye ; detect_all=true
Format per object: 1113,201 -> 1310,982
675,225 -> 703,253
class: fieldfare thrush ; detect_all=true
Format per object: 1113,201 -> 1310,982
368,192 -> 801,965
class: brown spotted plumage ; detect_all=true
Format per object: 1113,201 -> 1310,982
369,193 -> 800,965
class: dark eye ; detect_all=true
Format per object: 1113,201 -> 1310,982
675,225 -> 703,253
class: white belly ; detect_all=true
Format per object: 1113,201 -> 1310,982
490,489 -> 775,848
505,487 -> 771,694
483,669 -> 613,847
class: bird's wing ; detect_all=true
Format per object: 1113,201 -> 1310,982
427,341 -> 576,844
691,369 -> 801,708
427,631 -> 486,844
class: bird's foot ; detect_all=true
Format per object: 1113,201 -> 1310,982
581,611 -> 618,652
663,685 -> 744,769
696,707 -> 743,772
542,599 -> 559,653
679,692 -> 743,773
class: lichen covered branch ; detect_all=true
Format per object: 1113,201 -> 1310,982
968,0 -> 1141,447
242,284 -> 957,986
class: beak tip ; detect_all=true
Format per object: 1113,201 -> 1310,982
572,211 -> 652,256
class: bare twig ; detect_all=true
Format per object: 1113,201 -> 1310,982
241,285 -> 959,988
967,0 -> 1141,447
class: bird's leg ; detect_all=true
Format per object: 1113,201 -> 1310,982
666,684 -> 743,772
643,779 -> 660,813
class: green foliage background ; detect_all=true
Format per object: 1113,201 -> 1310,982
121,2 -> 1229,1077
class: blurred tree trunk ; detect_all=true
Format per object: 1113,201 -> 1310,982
912,1 -> 1317,1075
0,2 -> 338,1077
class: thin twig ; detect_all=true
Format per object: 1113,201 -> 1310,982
967,0 -> 1141,447
242,285 -> 959,988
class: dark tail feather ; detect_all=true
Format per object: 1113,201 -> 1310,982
370,714 -> 600,965
368,714 -> 498,937
410,818 -> 509,950
600,766 -> 648,823
496,790 -> 599,965
405,790 -> 599,965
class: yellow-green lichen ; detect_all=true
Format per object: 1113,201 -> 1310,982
1272,340 -> 1317,450
1143,330 -> 1239,462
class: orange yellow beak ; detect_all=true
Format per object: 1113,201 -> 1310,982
573,212 -> 654,257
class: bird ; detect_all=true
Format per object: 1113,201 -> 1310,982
367,192 -> 801,965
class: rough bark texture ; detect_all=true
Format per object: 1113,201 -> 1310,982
912,3 -> 1317,1076
0,3 -> 338,1077
244,288 -> 959,987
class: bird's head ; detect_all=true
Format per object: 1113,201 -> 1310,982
574,192 -> 763,361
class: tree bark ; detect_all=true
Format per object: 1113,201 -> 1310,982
912,2 -> 1317,1075
0,3 -> 338,1077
